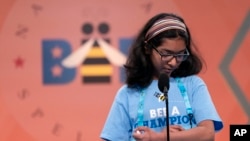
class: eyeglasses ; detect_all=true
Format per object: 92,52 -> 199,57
152,47 -> 189,62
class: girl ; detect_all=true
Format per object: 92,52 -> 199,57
100,12 -> 223,141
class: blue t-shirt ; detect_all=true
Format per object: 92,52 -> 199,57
100,75 -> 223,141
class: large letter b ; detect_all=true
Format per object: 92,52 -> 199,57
42,39 -> 76,84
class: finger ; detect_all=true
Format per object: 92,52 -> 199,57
170,128 -> 181,132
132,131 -> 143,140
170,125 -> 185,130
134,126 -> 149,134
135,126 -> 149,131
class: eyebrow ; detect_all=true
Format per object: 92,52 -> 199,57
162,48 -> 187,54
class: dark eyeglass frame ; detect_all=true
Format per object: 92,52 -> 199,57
152,47 -> 190,62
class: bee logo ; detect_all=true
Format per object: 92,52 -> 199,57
62,22 -> 127,83
154,92 -> 166,102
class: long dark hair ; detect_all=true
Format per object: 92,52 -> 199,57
124,13 -> 205,88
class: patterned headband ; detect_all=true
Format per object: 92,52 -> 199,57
145,17 -> 187,42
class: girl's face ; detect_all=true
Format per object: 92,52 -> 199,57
151,38 -> 187,78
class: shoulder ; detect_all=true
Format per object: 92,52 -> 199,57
113,85 -> 141,107
175,75 -> 207,92
117,85 -> 138,94
115,85 -> 139,99
180,75 -> 206,85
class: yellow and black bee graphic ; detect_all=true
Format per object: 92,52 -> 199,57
62,22 -> 126,83
154,92 -> 166,102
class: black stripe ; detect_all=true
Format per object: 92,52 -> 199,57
83,76 -> 110,83
83,58 -> 110,64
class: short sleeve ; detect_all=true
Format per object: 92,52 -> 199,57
100,86 -> 133,140
185,76 -> 223,132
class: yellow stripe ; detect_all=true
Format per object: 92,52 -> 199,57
87,48 -> 105,57
80,65 -> 112,76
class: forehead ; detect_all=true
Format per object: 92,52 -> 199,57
158,38 -> 186,52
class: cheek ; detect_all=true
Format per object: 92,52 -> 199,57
151,55 -> 162,72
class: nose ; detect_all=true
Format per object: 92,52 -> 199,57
167,56 -> 178,67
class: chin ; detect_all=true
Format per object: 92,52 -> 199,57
159,70 -> 171,77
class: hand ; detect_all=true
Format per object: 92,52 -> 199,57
163,124 -> 185,133
132,125 -> 185,141
132,126 -> 157,141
